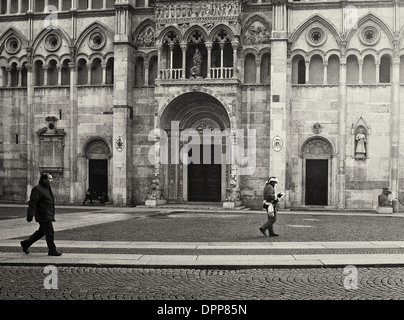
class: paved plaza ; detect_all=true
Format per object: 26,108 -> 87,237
1,203 -> 404,305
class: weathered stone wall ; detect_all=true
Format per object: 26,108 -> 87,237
239,85 -> 271,209
132,87 -> 155,204
0,89 -> 28,201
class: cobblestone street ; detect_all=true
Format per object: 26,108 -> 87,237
1,265 -> 404,300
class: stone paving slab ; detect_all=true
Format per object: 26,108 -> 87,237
3,240 -> 404,250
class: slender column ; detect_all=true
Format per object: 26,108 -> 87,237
103,0 -> 106,9
6,0 -> 11,14
169,44 -> 173,69
323,63 -> 328,85
157,45 -> 162,79
43,65 -> 49,86
18,0 -> 22,13
144,61 -> 149,85
181,43 -> 187,79
58,0 -> 63,10
375,62 -> 380,84
88,0 -> 92,10
232,42 -> 238,79
206,42 -> 212,79
6,67 -> 11,87
256,58 -> 261,84
220,43 -> 224,79
305,62 -> 310,84
358,60 -> 363,84
87,63 -> 91,85
101,62 -> 107,85
145,0 -> 149,7
17,67 -> 22,87
57,64 -> 62,86
44,0 -> 49,10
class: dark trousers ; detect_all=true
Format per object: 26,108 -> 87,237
260,210 -> 277,235
82,196 -> 93,205
22,222 -> 57,253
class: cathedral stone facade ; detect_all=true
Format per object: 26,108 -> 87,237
1,0 -> 404,210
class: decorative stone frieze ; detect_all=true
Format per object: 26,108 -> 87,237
155,1 -> 242,24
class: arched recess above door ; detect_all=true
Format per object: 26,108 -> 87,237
300,136 -> 334,159
83,138 -> 112,160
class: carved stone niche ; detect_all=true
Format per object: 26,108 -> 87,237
351,117 -> 370,160
36,116 -> 66,176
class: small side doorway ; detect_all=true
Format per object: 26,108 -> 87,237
305,159 -> 328,205
89,159 -> 108,200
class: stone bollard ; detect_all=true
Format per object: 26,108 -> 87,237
392,199 -> 399,213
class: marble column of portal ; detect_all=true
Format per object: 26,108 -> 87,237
206,42 -> 212,79
232,42 -> 238,79
220,43 -> 224,79
157,45 -> 162,79
181,43 -> 187,79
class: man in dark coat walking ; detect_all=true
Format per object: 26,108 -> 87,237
259,176 -> 283,237
20,173 -> 62,256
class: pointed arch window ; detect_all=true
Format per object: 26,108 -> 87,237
211,29 -> 233,79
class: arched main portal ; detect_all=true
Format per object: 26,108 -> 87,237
159,92 -> 231,203
301,137 -> 335,206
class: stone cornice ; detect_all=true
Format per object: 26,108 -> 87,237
289,0 -> 394,10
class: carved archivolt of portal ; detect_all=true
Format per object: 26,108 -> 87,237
302,137 -> 333,156
85,139 -> 111,158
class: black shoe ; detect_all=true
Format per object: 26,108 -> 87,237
20,241 -> 29,254
269,233 -> 279,237
259,227 -> 267,237
48,251 -> 62,256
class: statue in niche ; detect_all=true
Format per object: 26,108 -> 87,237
378,187 -> 392,207
190,47 -> 202,78
355,127 -> 367,159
